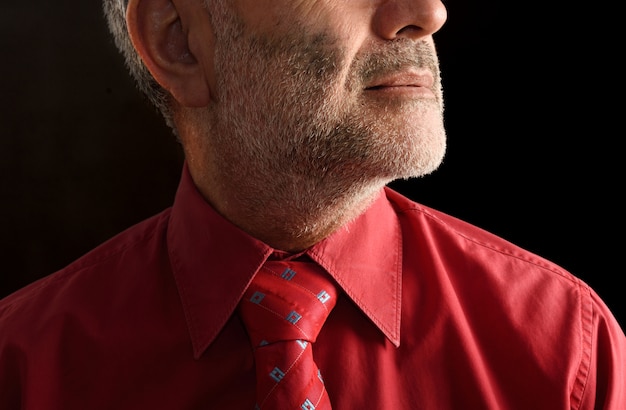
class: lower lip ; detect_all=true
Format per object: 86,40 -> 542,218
365,85 -> 435,99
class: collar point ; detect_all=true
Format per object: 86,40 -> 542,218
388,331 -> 401,348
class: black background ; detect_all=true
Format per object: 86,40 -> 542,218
1,2 -> 623,329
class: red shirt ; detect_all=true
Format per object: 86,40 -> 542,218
1,164 -> 624,409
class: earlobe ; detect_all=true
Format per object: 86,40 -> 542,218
126,0 -> 212,107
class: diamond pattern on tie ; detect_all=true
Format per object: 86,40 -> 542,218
239,260 -> 338,410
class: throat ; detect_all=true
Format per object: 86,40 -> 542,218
229,180 -> 384,252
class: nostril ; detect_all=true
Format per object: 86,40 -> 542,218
396,25 -> 422,40
398,25 -> 420,35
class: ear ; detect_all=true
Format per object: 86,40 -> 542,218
125,0 -> 213,107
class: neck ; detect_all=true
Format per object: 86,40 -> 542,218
187,156 -> 385,252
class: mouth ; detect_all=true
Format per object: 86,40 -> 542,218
365,70 -> 435,93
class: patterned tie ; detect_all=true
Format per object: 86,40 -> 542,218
238,259 -> 338,410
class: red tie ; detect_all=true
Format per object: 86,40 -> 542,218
239,259 -> 338,410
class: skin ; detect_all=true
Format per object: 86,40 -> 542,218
126,0 -> 448,252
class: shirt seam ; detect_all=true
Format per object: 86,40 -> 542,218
394,202 -> 580,285
569,284 -> 594,410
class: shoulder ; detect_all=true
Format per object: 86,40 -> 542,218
385,186 -> 571,277
386,187 -> 626,408
0,209 -> 172,330
385,187 -> 591,315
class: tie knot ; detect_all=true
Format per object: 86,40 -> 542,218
239,260 -> 338,347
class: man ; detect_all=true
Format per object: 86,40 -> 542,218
0,0 -> 624,409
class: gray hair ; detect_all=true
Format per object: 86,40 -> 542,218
102,0 -> 176,134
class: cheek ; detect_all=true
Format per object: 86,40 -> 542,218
321,8 -> 375,82
231,0 -> 291,36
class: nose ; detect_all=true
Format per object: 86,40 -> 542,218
373,0 -> 447,40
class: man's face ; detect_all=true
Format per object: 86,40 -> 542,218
203,0 -> 447,192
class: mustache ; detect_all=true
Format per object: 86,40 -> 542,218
355,39 -> 440,86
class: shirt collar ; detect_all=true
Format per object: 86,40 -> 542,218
168,163 -> 402,358
306,191 -> 402,347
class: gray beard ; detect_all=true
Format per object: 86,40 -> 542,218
198,4 -> 446,236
